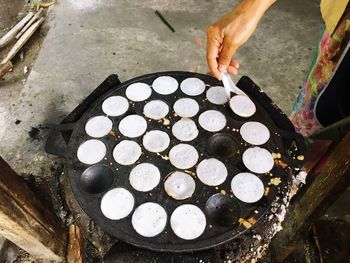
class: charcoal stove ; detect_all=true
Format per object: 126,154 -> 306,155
45,72 -> 306,252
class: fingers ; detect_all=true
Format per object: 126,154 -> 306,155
218,37 -> 238,72
206,27 -> 222,80
230,59 -> 239,69
206,28 -> 240,79
227,59 -> 239,75
227,65 -> 238,75
206,45 -> 221,80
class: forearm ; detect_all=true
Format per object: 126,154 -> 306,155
206,0 -> 276,79
233,0 -> 276,21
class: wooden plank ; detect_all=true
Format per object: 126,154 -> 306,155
67,224 -> 84,263
0,157 -> 66,261
0,12 -> 34,49
303,140 -> 332,173
1,17 -> 45,65
271,132 -> 350,262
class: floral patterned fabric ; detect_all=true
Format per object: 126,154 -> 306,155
290,9 -> 350,137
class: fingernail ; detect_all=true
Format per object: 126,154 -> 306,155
218,64 -> 226,72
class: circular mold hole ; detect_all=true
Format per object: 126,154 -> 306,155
205,193 -> 241,226
208,133 -> 239,159
80,165 -> 115,194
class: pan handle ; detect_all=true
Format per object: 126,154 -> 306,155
277,129 -> 307,167
45,123 -> 77,158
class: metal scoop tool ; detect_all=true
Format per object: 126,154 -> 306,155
221,70 -> 247,99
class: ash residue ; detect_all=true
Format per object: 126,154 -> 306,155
48,161 -> 74,225
214,168 -> 308,262
27,124 -> 50,140
28,126 -> 40,139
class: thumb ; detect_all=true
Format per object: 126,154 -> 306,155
218,37 -> 238,72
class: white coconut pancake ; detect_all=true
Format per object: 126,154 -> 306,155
169,144 -> 199,169
77,139 -> 106,165
173,98 -> 199,118
129,163 -> 161,192
102,96 -> 129,116
172,118 -> 199,142
126,82 -> 152,102
164,171 -> 196,200
152,76 -> 178,95
113,140 -> 142,165
206,86 -> 228,105
143,100 -> 169,120
242,147 -> 274,174
132,202 -> 167,237
170,204 -> 206,240
143,130 -> 170,153
240,121 -> 270,145
231,173 -> 264,203
229,95 -> 256,117
198,110 -> 226,132
101,188 -> 134,220
118,115 -> 147,138
85,116 -> 113,138
180,78 -> 205,96
196,158 -> 228,186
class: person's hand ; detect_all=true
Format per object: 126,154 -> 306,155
206,0 -> 276,80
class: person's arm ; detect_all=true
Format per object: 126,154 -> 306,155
206,0 -> 276,80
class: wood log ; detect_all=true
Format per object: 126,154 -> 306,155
16,8 -> 45,40
270,132 -> 350,262
0,157 -> 66,261
0,61 -> 13,78
0,12 -> 34,49
67,224 -> 84,263
63,169 -> 115,257
1,17 -> 45,65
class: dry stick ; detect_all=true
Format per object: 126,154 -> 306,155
67,224 -> 84,263
32,0 -> 56,10
312,224 -> 324,263
155,10 -> 175,32
16,8 -> 45,40
0,61 -> 13,78
0,12 -> 34,49
1,17 -> 45,65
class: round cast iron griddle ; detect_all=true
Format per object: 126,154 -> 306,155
64,72 -> 304,252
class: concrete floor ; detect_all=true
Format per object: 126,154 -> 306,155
0,0 -> 323,177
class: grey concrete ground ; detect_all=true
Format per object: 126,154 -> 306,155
0,0 -> 323,177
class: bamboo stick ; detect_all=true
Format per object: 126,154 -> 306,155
0,12 -> 34,49
1,17 -> 45,65
16,8 -> 45,40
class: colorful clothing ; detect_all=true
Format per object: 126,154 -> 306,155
289,8 -> 350,137
321,0 -> 349,34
